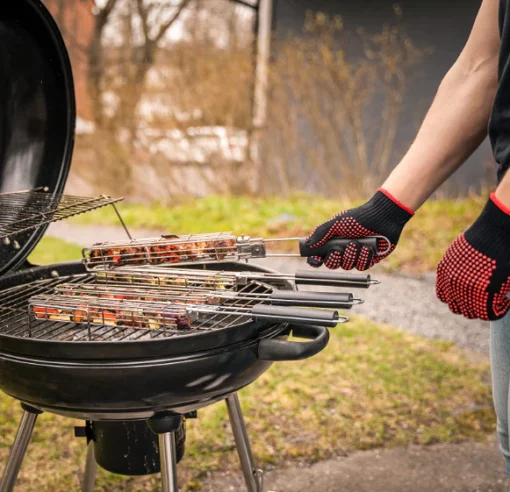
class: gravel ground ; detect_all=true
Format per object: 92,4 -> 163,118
253,258 -> 491,355
47,222 -> 490,354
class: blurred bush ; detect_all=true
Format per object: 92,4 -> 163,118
62,1 -> 431,202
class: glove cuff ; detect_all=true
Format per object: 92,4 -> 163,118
378,188 -> 415,216
465,194 -> 510,257
363,190 -> 415,230
490,192 -> 510,216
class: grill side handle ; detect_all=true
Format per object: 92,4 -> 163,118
257,324 -> 330,361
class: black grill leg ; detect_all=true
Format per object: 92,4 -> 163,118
82,442 -> 97,492
226,394 -> 263,492
0,405 -> 41,492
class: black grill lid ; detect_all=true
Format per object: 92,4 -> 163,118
0,0 -> 76,276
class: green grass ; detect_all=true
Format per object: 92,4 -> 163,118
70,194 -> 345,235
69,194 -> 487,273
0,317 -> 494,491
28,237 -> 83,266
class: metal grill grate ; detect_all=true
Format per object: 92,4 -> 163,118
0,274 -> 271,342
0,274 -> 94,340
28,282 -> 274,339
0,190 -> 123,241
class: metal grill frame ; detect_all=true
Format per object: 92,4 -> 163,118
94,267 -> 240,289
0,272 -> 274,342
27,280 -> 280,340
0,190 -> 123,242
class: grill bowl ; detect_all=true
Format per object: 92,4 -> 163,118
0,262 -> 328,420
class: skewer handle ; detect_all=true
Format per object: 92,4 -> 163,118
252,305 -> 341,327
298,237 -> 380,257
294,270 -> 375,289
269,291 -> 355,309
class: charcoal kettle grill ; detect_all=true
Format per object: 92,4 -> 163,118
0,2 -> 379,491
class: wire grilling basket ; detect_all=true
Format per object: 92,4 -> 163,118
53,281 -> 362,309
82,232 -> 392,270
29,289 -> 345,337
93,266 -> 380,290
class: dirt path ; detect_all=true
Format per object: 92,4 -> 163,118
199,438 -> 509,492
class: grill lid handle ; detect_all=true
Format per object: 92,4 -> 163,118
257,324 -> 330,361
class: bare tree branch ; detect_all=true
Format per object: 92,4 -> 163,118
154,0 -> 192,44
135,0 -> 151,46
100,0 -> 118,19
88,0 -> 120,126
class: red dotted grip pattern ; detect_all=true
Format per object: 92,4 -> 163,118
436,233 -> 510,321
307,214 -> 396,271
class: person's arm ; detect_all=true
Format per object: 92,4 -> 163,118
383,0 -> 500,210
427,0 -> 510,322
305,0 -> 500,272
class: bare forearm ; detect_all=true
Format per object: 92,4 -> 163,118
382,57 -> 497,210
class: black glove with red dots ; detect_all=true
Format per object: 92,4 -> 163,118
436,193 -> 510,321
305,189 -> 414,271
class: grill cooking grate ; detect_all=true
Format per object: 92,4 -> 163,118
29,282 -> 276,337
0,274 -> 272,342
0,190 -> 123,241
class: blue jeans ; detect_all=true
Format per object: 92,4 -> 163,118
491,315 -> 510,476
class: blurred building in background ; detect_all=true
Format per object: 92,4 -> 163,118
39,0 -> 494,199
44,0 -> 95,131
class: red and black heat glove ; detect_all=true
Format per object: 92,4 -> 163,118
436,193 -> 510,321
305,189 -> 414,270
